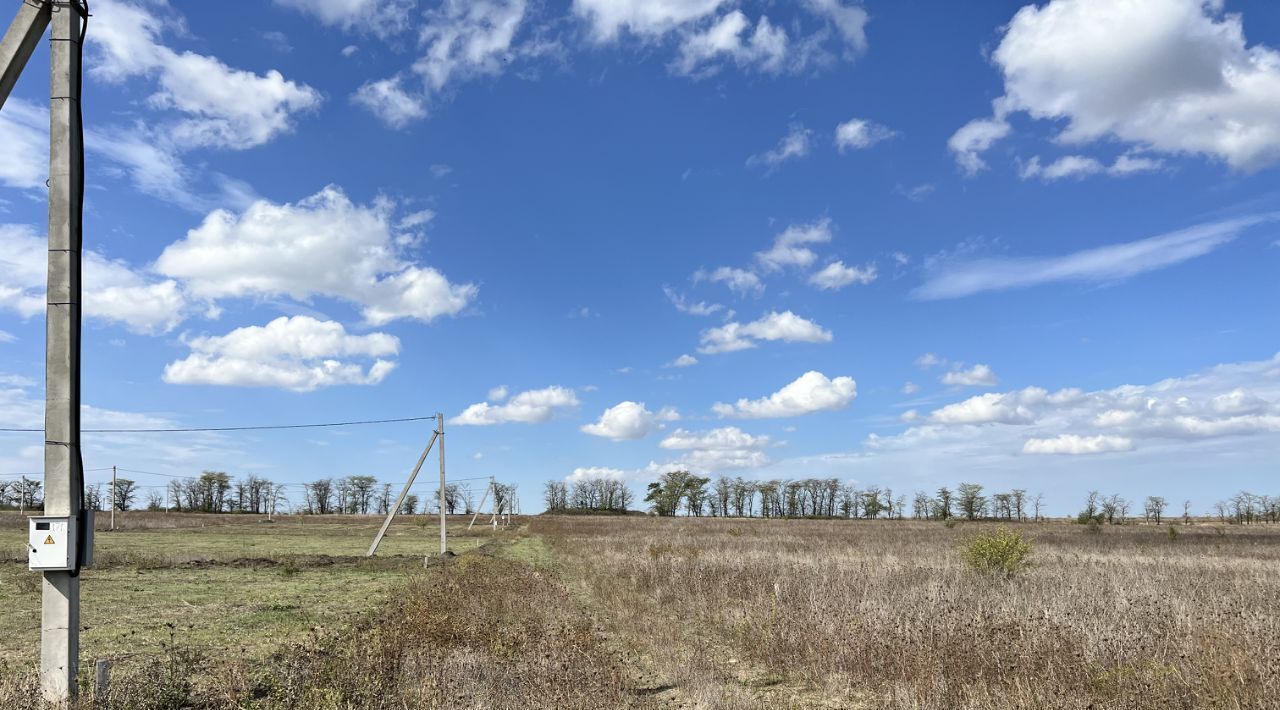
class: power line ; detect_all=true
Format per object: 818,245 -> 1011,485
0,467 -> 112,478
0,414 -> 441,434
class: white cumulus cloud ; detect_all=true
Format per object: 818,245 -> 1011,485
581,401 -> 677,441
566,466 -> 628,482
352,0 -> 530,127
713,370 -> 857,419
451,386 -> 579,425
835,118 -> 895,152
1023,434 -> 1134,455
699,311 -> 832,354
352,76 -> 429,129
755,218 -> 833,272
91,0 -> 321,151
573,0 -> 728,41
162,316 -> 398,392
274,0 -> 416,38
155,186 -> 477,325
673,10 -> 788,76
669,354 -> 699,368
941,364 -> 1000,388
951,0 -> 1280,173
656,426 -> 773,470
0,224 -> 189,334
809,260 -> 876,290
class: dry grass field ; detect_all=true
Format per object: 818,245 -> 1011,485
534,516 -> 1280,709
0,512 -> 1276,708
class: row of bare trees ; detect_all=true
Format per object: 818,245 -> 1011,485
1211,492 -> 1280,524
543,477 -> 632,513
161,472 -> 288,514
305,477 -> 516,516
552,473 -> 1280,526
558,472 -> 1048,521
0,477 -> 42,511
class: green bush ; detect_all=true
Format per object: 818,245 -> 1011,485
963,527 -> 1032,578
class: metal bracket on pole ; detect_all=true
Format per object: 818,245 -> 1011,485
366,429 -> 438,557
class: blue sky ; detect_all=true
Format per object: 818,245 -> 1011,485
1,0 -> 1278,514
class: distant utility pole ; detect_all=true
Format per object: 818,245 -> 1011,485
437,412 -> 446,555
110,465 -> 116,530
468,477 -> 494,531
1,0 -> 90,701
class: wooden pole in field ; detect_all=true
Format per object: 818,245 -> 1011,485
110,465 -> 116,530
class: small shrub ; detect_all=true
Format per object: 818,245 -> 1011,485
963,527 -> 1032,578
943,518 -> 962,530
1167,525 -> 1180,542
1084,518 -> 1103,535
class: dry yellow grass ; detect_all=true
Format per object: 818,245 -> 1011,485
534,515 -> 1280,709
2,514 -> 1276,708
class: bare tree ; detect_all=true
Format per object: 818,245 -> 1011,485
1011,489 -> 1027,522
306,478 -> 334,515
113,479 -> 138,511
400,494 -> 419,515
956,483 -> 985,521
1144,496 -> 1168,525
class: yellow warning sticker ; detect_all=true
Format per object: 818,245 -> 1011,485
43,535 -> 55,545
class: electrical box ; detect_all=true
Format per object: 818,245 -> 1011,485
28,516 -> 78,571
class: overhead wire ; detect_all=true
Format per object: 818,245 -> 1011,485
0,414 -> 442,433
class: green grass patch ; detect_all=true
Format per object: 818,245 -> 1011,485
0,515 -> 500,666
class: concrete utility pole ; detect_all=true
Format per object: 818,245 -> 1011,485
1,0 -> 89,701
437,412 -> 446,555
44,3 -> 87,701
110,465 -> 115,530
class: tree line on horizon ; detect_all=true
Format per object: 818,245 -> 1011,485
541,471 -> 1280,524
0,470 -> 518,517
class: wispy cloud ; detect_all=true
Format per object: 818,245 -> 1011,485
747,124 -> 812,170
913,215 -> 1276,300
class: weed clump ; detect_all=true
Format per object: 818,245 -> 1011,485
962,527 -> 1032,578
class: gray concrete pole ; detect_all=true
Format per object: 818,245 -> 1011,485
110,465 -> 115,530
438,412 -> 446,555
43,3 -> 85,702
